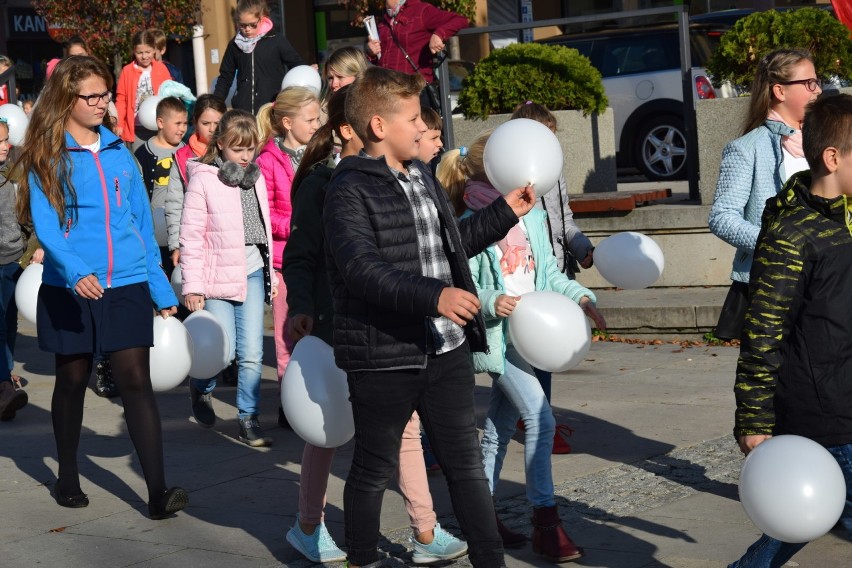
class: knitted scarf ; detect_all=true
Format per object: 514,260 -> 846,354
234,17 -> 274,54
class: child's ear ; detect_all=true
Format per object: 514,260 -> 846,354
281,116 -> 292,133
369,115 -> 384,140
339,123 -> 354,142
822,147 -> 840,173
156,116 -> 165,130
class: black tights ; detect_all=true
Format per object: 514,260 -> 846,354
52,347 -> 166,502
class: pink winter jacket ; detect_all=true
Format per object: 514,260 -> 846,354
256,138 -> 295,270
179,160 -> 277,301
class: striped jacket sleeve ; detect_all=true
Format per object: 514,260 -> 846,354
733,219 -> 805,437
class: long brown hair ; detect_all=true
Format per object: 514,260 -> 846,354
742,48 -> 812,135
15,55 -> 114,227
291,86 -> 349,198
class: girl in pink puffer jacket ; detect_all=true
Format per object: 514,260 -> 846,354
180,109 -> 278,447
255,86 -> 320,428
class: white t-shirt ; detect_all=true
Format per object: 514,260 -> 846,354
495,217 -> 535,298
80,135 -> 101,154
781,148 -> 809,183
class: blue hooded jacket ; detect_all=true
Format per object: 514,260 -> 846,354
29,126 -> 176,310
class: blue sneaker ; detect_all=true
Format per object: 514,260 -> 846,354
410,523 -> 469,565
286,521 -> 346,563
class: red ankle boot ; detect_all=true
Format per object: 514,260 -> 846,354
495,513 -> 527,548
531,505 -> 584,562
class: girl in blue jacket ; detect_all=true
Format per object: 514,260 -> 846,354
708,48 -> 821,340
14,56 -> 187,519
438,131 -> 606,563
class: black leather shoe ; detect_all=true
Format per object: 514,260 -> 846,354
148,487 -> 189,520
53,484 -> 89,508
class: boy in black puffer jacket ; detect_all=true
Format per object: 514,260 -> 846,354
730,94 -> 852,567
322,67 -> 535,568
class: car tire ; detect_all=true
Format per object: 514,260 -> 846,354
635,114 -> 687,181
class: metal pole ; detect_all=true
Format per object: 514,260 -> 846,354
678,8 -> 700,201
438,57 -> 454,147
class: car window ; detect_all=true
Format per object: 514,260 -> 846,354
596,34 -> 678,77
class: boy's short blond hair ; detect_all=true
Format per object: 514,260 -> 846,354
345,66 -> 425,142
156,96 -> 187,120
803,94 -> 852,173
147,28 -> 167,51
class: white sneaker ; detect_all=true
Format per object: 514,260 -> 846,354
410,523 -> 469,565
286,521 -> 347,563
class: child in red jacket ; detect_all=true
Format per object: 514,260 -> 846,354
115,30 -> 172,148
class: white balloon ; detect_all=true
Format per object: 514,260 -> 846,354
150,316 -> 194,391
183,310 -> 230,379
507,291 -> 591,372
0,104 -> 29,146
484,118 -> 563,197
281,336 -> 354,448
152,207 -> 168,247
14,263 -> 42,325
281,65 -> 322,96
170,265 -> 184,306
594,232 -> 665,289
138,96 -> 163,131
739,435 -> 846,543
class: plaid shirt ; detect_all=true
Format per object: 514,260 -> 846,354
362,152 -> 465,354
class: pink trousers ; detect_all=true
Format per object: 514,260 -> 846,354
298,411 -> 437,535
272,270 -> 294,383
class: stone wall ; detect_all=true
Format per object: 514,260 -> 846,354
451,108 -> 618,194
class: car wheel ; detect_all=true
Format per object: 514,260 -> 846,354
635,115 -> 687,181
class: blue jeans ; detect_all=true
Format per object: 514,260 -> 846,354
481,344 -> 555,507
0,262 -> 22,381
191,269 -> 265,418
729,443 -> 852,567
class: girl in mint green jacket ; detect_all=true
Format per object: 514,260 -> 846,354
438,132 -> 605,562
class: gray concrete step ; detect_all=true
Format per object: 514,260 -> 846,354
593,286 -> 728,338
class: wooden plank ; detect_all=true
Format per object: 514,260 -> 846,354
568,188 -> 672,214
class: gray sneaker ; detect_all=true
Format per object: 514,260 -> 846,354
410,523 -> 469,564
285,521 -> 346,563
238,415 -> 273,447
190,383 -> 216,428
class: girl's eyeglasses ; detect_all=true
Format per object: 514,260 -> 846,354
777,78 -> 820,92
238,20 -> 259,30
77,92 -> 113,106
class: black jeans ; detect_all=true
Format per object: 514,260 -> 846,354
343,342 -> 504,567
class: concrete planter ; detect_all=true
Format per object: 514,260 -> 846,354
696,96 -> 749,205
451,108 -> 618,194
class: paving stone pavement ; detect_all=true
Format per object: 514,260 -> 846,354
3,316 -> 850,568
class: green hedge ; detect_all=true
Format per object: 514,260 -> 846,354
458,43 -> 608,119
707,8 -> 852,91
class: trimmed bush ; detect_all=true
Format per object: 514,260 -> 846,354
707,8 -> 852,91
458,42 -> 608,120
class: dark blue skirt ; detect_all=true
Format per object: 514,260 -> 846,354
37,282 -> 154,354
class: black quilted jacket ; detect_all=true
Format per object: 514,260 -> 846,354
322,155 -> 518,371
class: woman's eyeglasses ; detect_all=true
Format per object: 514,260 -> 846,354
778,78 -> 820,92
238,20 -> 259,30
77,92 -> 113,106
